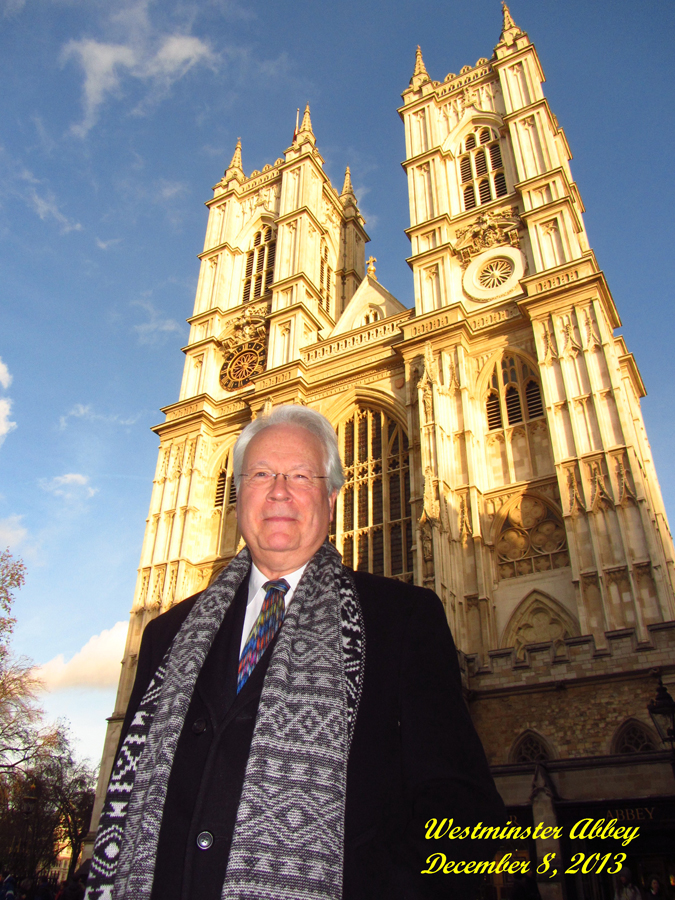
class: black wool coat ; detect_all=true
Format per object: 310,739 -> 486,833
118,569 -> 506,900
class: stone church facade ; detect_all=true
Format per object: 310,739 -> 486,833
87,6 -> 675,896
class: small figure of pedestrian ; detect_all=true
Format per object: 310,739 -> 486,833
615,867 -> 642,900
644,876 -> 666,900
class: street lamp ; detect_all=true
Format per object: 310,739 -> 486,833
648,678 -> 675,778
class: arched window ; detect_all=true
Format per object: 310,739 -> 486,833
612,720 -> 657,754
511,731 -> 552,763
242,226 -> 276,304
485,355 -> 544,432
319,240 -> 333,317
458,126 -> 508,212
332,408 -> 413,582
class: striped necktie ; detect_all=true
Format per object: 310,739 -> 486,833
237,578 -> 290,693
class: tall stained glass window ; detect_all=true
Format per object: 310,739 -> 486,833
331,407 -> 413,582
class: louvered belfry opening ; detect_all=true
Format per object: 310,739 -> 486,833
214,455 -> 237,509
485,356 -> 546,432
242,226 -> 276,304
334,408 -> 413,582
458,126 -> 509,212
214,470 -> 227,507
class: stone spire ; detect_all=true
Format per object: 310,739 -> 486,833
410,45 -> 430,90
224,137 -> 244,181
341,166 -> 357,202
498,1 -> 523,46
295,104 -> 316,146
414,45 -> 428,77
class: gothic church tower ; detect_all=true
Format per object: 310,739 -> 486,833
398,10 -> 675,656
86,6 -> 675,869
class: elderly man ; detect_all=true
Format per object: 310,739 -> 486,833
87,405 -> 505,900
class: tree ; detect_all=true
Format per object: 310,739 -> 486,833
0,548 -> 25,662
0,550 -> 60,774
42,735 -> 96,880
0,550 -> 97,879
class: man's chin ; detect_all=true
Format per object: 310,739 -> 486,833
256,531 -> 301,553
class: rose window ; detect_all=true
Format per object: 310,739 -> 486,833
496,495 -> 569,579
478,257 -> 513,289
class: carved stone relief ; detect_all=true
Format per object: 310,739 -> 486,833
588,461 -> 614,511
541,323 -> 559,365
453,207 -> 521,268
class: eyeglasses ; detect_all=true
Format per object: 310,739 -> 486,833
239,470 -> 329,491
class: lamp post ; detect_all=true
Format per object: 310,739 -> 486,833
647,678 -> 675,779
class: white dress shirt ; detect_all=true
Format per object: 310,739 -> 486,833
239,562 -> 308,656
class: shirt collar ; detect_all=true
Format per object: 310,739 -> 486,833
248,561 -> 308,603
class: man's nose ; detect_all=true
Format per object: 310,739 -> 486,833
267,472 -> 291,499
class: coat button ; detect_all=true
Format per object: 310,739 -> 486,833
192,718 -> 207,734
196,831 -> 213,850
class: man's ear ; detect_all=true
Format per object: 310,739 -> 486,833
328,490 -> 338,521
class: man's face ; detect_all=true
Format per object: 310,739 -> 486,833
236,424 -> 337,578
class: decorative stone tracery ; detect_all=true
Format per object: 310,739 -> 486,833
502,590 -> 579,658
495,495 -> 569,579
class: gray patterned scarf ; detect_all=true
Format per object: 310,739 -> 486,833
86,540 -> 364,900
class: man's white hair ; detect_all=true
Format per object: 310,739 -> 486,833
232,405 -> 345,495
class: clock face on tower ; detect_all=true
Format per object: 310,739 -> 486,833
219,340 -> 266,390
217,305 -> 269,392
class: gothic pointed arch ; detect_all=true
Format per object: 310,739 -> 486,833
240,223 -> 277,305
331,403 -> 413,581
611,718 -> 658,755
322,387 -> 408,434
478,350 -> 545,431
205,438 -> 241,560
441,110 -> 504,158
233,210 -> 277,254
455,124 -> 508,210
502,589 -> 578,658
509,729 -> 555,764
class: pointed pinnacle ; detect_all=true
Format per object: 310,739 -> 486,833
502,1 -> 517,30
498,1 -> 522,44
226,137 -> 243,174
414,45 -> 428,77
341,166 -> 356,199
299,104 -> 313,135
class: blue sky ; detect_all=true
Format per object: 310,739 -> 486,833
0,0 -> 674,763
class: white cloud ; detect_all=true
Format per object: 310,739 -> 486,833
0,356 -> 12,390
58,402 -> 140,430
0,397 -> 17,447
27,187 -> 82,234
36,621 -> 128,691
157,179 -> 187,201
61,39 -> 137,137
62,9 -> 217,137
144,34 -> 213,81
0,147 -> 81,235
39,473 -> 98,500
0,515 -> 27,548
133,297 -> 183,345
1,0 -> 25,18
96,237 -> 122,250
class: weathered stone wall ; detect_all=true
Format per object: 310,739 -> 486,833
464,622 -> 675,765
